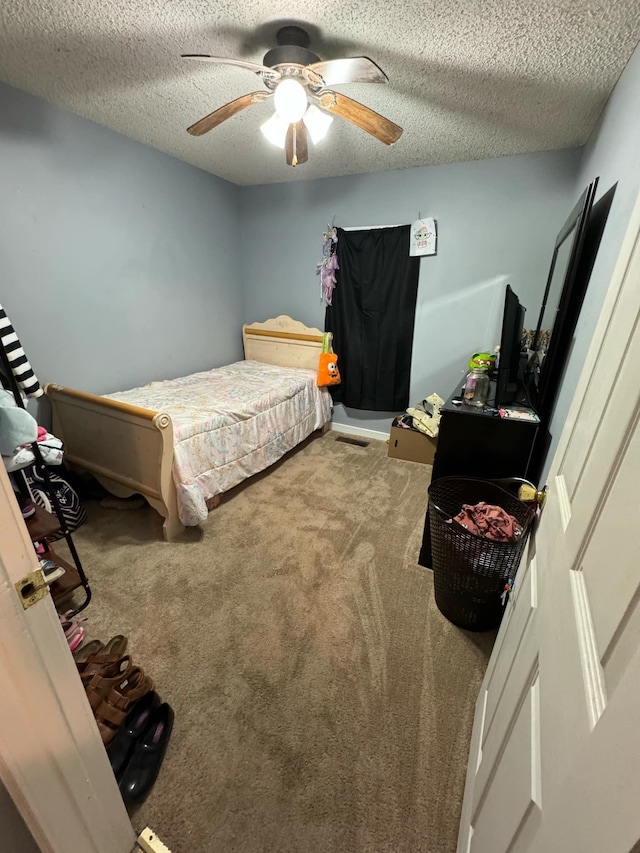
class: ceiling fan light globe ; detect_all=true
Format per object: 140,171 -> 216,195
303,105 -> 334,144
274,79 -> 307,124
260,113 -> 288,149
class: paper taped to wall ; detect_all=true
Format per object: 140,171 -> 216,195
410,217 -> 437,256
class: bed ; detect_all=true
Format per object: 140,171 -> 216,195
45,316 -> 332,540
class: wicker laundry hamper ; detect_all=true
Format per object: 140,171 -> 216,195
428,477 -> 536,631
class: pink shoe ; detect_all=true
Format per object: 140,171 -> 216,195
21,503 -> 36,519
69,627 -> 85,652
59,614 -> 86,652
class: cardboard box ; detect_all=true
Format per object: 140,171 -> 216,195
387,418 -> 438,464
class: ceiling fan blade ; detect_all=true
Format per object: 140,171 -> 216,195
181,55 -> 280,83
305,57 -> 388,87
285,121 -> 309,167
187,91 -> 271,136
313,90 -> 402,145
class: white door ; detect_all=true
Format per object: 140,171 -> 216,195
457,191 -> 640,853
0,462 -> 135,852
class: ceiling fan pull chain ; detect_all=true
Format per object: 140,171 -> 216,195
292,125 -> 298,167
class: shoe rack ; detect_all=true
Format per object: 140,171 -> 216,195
0,345 -> 91,617
23,499 -> 91,613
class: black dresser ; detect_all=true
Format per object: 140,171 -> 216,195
418,379 -> 542,568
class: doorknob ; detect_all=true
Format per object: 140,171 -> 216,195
518,484 -> 547,505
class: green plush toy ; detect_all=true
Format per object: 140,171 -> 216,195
468,352 -> 497,372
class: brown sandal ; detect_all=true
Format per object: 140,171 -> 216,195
75,635 -> 128,675
83,656 -> 154,745
73,639 -> 104,668
82,655 -> 131,701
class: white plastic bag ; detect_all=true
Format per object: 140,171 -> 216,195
406,392 -> 444,437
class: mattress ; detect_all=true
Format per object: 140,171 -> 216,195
107,360 -> 331,526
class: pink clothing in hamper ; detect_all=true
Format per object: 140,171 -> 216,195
446,501 -> 522,542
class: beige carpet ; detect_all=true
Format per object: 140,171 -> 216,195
68,431 -> 495,853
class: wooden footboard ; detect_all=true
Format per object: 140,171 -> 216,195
45,384 -> 183,541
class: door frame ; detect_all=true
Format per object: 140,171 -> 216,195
457,184 -> 640,851
3,190 -> 639,853
0,461 -> 135,853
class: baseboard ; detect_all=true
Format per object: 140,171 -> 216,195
328,422 -> 390,443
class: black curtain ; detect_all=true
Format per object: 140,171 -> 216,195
325,225 -> 419,411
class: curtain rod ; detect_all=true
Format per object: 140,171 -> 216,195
340,224 -> 406,231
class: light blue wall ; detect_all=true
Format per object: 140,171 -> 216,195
0,82 -> 243,396
1,77 -> 602,448
240,149 -> 581,432
544,43 -> 640,473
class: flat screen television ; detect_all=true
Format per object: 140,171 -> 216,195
495,284 -> 526,407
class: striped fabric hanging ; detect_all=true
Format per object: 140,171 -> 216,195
0,304 -> 43,398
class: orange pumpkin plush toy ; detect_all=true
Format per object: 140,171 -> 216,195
317,332 -> 341,387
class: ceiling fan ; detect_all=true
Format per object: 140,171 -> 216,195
182,25 -> 403,167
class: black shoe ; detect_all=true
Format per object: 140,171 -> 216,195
106,691 -> 160,780
118,702 -> 174,807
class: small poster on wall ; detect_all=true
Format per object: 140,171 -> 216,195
409,217 -> 437,256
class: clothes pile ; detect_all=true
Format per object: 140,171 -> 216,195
446,501 -> 522,542
0,389 -> 64,471
397,392 -> 445,437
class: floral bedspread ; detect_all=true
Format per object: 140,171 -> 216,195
106,360 -> 332,526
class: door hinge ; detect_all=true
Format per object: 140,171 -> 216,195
15,569 -> 50,610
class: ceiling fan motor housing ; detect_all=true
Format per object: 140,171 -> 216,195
263,26 -> 319,69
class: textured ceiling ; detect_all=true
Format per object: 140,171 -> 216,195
1,1 -> 639,186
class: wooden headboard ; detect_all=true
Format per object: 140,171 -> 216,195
242,315 -> 331,372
